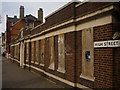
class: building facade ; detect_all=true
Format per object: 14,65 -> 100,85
10,2 -> 120,89
6,6 -> 42,57
6,15 -> 19,56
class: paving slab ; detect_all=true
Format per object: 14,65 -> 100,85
2,57 -> 64,88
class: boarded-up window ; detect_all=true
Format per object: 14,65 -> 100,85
31,42 -> 34,63
26,42 -> 29,62
16,45 -> 19,59
48,36 -> 55,70
80,28 -> 94,81
40,39 -> 45,66
34,41 -> 36,62
57,34 -> 65,73
11,46 -> 14,58
17,44 -> 20,60
16,45 -> 18,59
36,41 -> 39,64
14,45 -> 17,58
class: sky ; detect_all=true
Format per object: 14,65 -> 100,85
1,0 -> 119,35
0,0 -> 75,34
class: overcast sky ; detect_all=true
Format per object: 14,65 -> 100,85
0,1 -> 74,34
1,0 -> 119,35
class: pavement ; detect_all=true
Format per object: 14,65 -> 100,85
2,56 -> 64,88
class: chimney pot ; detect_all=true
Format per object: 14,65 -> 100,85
14,16 -> 17,18
20,6 -> 24,9
39,8 -> 43,11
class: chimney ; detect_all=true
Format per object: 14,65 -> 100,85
14,15 -> 17,19
6,15 -> 8,22
20,6 -> 24,19
38,8 -> 43,23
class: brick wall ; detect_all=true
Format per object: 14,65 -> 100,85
76,30 -> 82,84
65,32 -> 75,82
113,48 -> 120,88
30,3 -> 76,36
9,2 -> 120,88
11,20 -> 25,41
44,38 -> 50,72
93,23 -> 118,88
75,23 -> 120,88
94,24 -> 113,41
29,33 -> 76,84
11,24 -> 120,88
45,3 -> 76,28
38,40 -> 41,64
112,23 -> 120,88
23,28 -> 31,36
76,2 -> 112,18
94,48 -> 113,88
6,22 -> 11,54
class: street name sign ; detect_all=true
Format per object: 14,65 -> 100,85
94,40 -> 120,48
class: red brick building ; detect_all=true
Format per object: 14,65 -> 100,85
10,2 -> 120,89
6,15 -> 19,56
6,6 -> 42,57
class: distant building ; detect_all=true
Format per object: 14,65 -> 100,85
6,15 -> 19,57
0,37 -> 1,55
2,32 -> 6,56
6,6 -> 42,57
